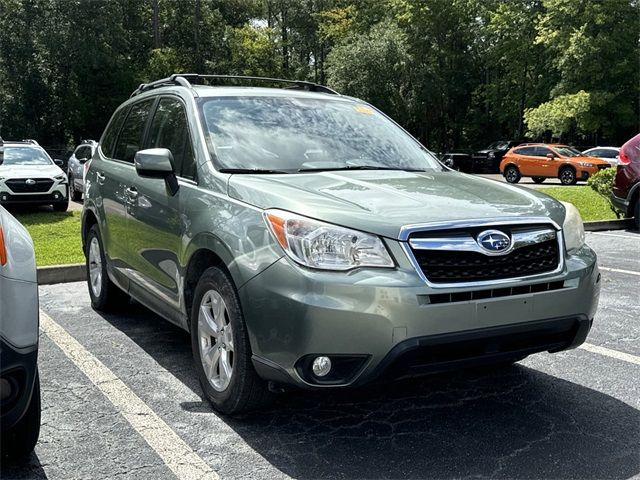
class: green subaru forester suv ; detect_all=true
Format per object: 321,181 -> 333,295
82,74 -> 600,414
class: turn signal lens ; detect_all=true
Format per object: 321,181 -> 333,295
0,226 -> 7,266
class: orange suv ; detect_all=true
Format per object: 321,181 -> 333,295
499,144 -> 612,185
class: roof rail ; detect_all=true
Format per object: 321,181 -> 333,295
130,73 -> 338,97
21,139 -> 39,145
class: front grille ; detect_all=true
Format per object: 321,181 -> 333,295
5,178 -> 54,193
408,226 -> 560,284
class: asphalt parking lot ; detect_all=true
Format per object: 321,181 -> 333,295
2,231 -> 639,480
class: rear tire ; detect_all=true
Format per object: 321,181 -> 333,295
559,166 -> 577,185
504,165 -> 521,184
190,266 -> 271,414
2,370 -> 41,460
69,175 -> 82,201
532,176 -> 545,184
85,224 -> 129,311
634,199 -> 639,231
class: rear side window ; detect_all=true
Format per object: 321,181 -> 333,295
75,146 -> 91,160
101,108 -> 128,158
514,147 -> 535,156
534,146 -> 552,157
147,98 -> 196,180
113,99 -> 155,163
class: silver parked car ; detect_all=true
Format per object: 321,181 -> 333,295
67,140 -> 97,201
0,205 -> 40,459
582,146 -> 620,166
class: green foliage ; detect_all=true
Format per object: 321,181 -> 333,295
587,167 -> 617,199
0,0 -> 637,151
326,21 -> 413,124
13,210 -> 83,266
539,186 -> 616,221
524,91 -> 592,137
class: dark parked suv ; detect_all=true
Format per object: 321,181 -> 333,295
611,133 -> 640,229
471,140 -> 520,173
82,74 -> 600,414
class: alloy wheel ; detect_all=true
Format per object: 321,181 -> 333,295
198,290 -> 234,392
88,237 -> 102,297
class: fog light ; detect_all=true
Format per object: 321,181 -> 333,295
312,356 -> 332,377
1,194 -> 7,201
0,378 -> 12,401
53,192 -> 59,199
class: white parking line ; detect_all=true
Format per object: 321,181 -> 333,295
599,266 -> 640,276
590,232 -> 639,240
40,311 -> 219,480
580,342 -> 640,366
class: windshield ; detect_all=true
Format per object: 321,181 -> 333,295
199,96 -> 440,173
0,146 -> 53,166
554,146 -> 582,157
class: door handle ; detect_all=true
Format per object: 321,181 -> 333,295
126,187 -> 139,200
96,172 -> 106,185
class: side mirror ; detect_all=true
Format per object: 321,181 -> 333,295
54,159 -> 63,166
134,148 -> 179,195
546,153 -> 556,159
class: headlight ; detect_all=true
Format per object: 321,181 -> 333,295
54,174 -> 68,184
578,162 -> 594,167
264,209 -> 394,270
561,202 -> 585,254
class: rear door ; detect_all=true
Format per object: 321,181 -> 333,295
94,98 -> 155,287
511,146 -> 536,174
126,96 -> 198,316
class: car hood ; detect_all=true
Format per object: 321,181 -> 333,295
0,164 -> 63,178
228,170 -> 565,239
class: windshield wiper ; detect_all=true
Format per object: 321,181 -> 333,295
297,165 -> 427,173
218,168 -> 290,174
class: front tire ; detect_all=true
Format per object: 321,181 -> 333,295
190,266 -> 270,414
85,224 -> 128,311
559,167 -> 577,185
504,165 -> 521,184
532,176 -> 545,184
2,370 -> 41,460
52,200 -> 69,212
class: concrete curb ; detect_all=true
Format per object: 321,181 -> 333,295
584,219 -> 635,232
37,263 -> 86,285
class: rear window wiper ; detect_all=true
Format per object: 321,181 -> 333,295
218,168 -> 290,174
297,165 -> 428,173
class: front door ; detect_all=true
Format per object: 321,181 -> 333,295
126,96 -> 198,318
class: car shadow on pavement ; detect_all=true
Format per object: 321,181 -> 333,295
101,303 -> 640,480
0,452 -> 48,479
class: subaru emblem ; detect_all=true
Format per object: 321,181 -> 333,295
25,178 -> 36,185
477,229 -> 511,254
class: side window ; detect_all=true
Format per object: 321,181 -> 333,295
113,99 -> 155,163
147,98 -> 196,180
76,146 -> 90,160
602,150 -> 618,158
101,107 -> 128,159
514,147 -> 534,156
534,146 -> 552,157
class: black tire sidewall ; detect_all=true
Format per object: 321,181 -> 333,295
505,166 -> 520,183
1,370 -> 41,460
560,167 -> 576,185
190,267 -> 255,413
86,225 -> 110,309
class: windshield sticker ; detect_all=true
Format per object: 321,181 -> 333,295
353,105 -> 374,115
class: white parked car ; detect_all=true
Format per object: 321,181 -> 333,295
582,146 -> 620,166
0,205 -> 41,458
67,139 -> 97,201
0,138 -> 69,211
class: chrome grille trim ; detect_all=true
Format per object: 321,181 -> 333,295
400,217 -> 565,289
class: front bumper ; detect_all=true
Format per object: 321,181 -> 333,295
240,244 -> 600,389
1,338 -> 38,432
0,182 -> 68,206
